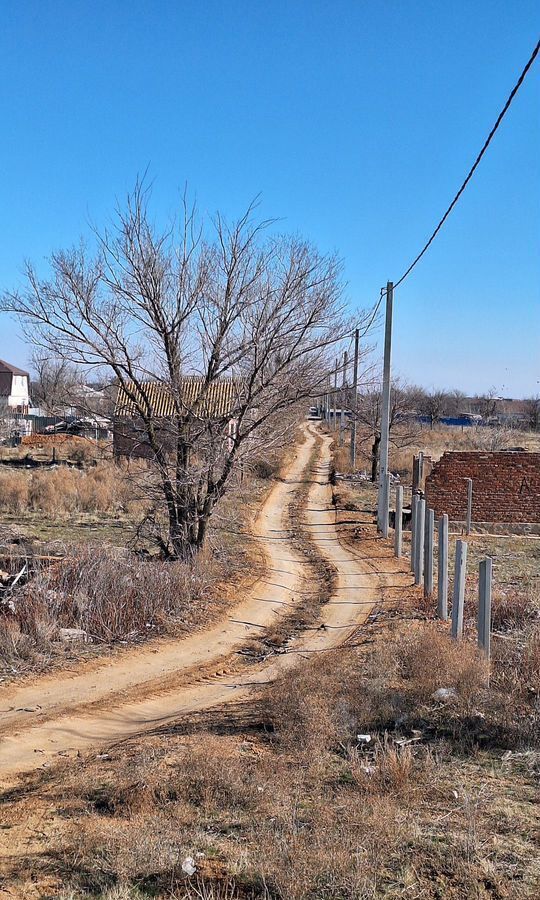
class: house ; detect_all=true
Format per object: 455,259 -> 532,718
0,360 -> 30,413
113,377 -> 243,459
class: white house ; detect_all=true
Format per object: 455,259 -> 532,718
0,360 -> 30,413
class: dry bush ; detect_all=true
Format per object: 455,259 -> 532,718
0,617 -> 33,661
1,544 -> 218,659
268,620 -> 540,752
0,471 -> 29,512
398,625 -> 488,706
251,458 -> 278,480
29,468 -> 79,513
70,737 -> 261,822
332,443 -> 352,475
269,626 -> 492,758
464,426 -> 516,452
491,587 -> 539,633
492,623 -> 540,713
269,646 -> 404,756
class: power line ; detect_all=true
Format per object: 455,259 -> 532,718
393,37 -> 540,290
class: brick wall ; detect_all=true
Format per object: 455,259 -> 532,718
424,451 -> 540,524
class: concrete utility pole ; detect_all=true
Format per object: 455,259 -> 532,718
350,328 -> 359,469
414,497 -> 426,585
466,478 -> 473,535
478,557 -> 492,658
451,540 -> 468,639
437,514 -> 449,620
325,373 -> 330,423
394,484 -> 403,557
333,359 -> 338,431
424,508 -> 435,598
383,472 -> 391,538
377,282 -> 394,533
339,350 -> 347,446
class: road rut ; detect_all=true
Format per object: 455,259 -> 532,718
0,424 -> 392,783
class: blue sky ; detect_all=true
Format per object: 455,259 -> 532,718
1,0 -> 539,396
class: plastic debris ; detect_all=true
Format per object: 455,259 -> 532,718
181,856 -> 197,876
431,687 -> 458,702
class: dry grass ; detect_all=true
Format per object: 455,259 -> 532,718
0,455 -> 273,676
0,464 -> 141,516
335,424 -> 540,482
0,543 -> 222,674
4,621 -> 539,899
391,423 -> 540,480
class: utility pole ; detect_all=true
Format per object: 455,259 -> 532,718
350,328 -> 359,469
325,373 -> 331,423
339,350 -> 347,446
377,282 -> 394,533
333,359 -> 338,431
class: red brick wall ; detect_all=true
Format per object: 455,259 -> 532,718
425,452 -> 540,523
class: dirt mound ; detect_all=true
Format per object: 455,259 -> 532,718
22,434 -> 91,448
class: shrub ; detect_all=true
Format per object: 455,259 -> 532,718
0,471 -> 28,512
491,587 -> 539,633
398,625 -> 488,706
252,458 -> 277,480
1,543 -> 216,664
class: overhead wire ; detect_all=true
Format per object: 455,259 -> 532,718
393,37 -> 540,290
324,37 -> 540,380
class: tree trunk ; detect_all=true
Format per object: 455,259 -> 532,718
371,434 -> 380,483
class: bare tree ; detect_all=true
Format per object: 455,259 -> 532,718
30,351 -> 82,415
447,388 -> 467,416
415,387 -> 448,429
524,395 -> 540,432
353,381 -> 418,481
473,388 -> 498,421
3,185 -> 367,560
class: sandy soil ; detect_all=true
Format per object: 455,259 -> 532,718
0,424 -> 409,784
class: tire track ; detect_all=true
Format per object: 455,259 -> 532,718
0,424 -> 402,784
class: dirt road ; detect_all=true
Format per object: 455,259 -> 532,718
0,424 -> 399,783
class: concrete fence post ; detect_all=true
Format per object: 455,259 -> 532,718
410,494 -> 419,573
414,498 -> 426,586
424,508 -> 434,598
451,539 -> 468,639
466,478 -> 473,535
437,514 -> 449,620
478,557 -> 493,658
394,485 -> 403,558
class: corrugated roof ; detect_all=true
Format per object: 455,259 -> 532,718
115,378 -> 242,419
0,359 -> 29,377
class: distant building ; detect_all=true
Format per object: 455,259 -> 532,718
0,360 -> 30,413
113,377 -> 242,459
